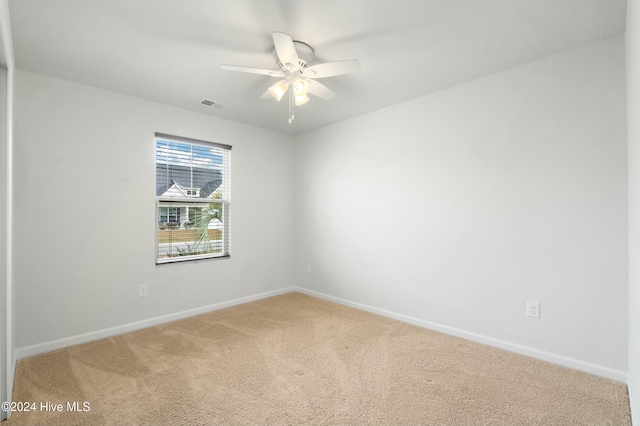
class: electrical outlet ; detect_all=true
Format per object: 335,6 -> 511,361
526,301 -> 540,318
139,283 -> 149,297
306,263 -> 311,273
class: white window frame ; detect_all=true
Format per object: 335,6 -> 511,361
155,133 -> 231,264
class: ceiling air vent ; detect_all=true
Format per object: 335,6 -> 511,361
200,99 -> 227,109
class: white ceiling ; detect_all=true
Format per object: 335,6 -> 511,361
8,0 -> 627,134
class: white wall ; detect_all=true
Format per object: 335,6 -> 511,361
13,71 -> 295,350
627,0 -> 640,421
294,36 -> 628,378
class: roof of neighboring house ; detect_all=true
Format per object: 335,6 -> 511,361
156,164 -> 222,197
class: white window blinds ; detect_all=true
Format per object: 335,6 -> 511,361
155,133 -> 231,264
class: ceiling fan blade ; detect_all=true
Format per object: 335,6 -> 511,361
305,60 -> 361,79
272,32 -> 299,67
308,80 -> 335,100
220,65 -> 283,77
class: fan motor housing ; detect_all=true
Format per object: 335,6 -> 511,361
272,41 -> 314,70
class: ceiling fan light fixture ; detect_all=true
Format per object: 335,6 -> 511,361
292,78 -> 310,96
221,32 -> 359,123
269,80 -> 289,101
295,95 -> 310,106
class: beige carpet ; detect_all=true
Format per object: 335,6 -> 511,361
6,292 -> 631,425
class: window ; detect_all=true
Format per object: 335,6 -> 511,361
158,207 -> 180,225
155,133 -> 231,264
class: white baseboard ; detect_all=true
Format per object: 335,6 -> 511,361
294,287 -> 628,383
629,380 -> 639,426
15,285 -> 627,384
15,287 -> 295,360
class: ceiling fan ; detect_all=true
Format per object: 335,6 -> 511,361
221,32 -> 360,124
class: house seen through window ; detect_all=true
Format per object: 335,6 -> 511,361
155,133 -> 231,264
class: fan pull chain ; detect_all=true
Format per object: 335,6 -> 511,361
288,88 -> 294,124
288,91 -> 291,124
